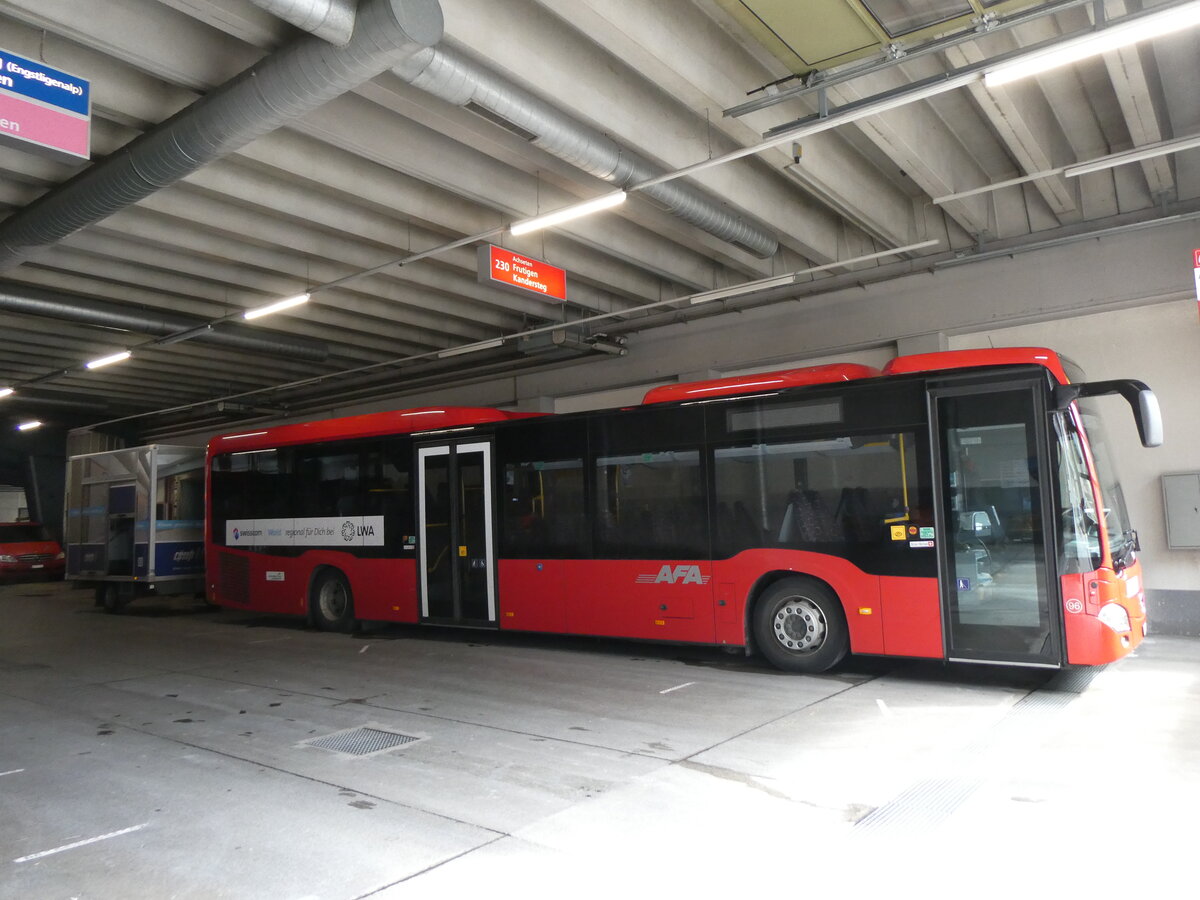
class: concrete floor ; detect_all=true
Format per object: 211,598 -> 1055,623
2,579 -> 1197,899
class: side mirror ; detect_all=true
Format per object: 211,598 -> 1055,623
1059,379 -> 1163,449
1136,389 -> 1163,448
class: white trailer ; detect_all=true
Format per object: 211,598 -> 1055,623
64,444 -> 205,611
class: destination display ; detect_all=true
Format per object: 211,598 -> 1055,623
478,244 -> 567,301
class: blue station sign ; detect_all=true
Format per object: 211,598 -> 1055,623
0,47 -> 91,162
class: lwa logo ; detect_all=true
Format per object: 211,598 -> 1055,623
635,565 -> 710,585
341,521 -> 378,541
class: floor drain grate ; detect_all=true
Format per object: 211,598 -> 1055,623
304,725 -> 424,757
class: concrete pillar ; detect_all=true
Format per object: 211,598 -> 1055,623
896,332 -> 949,356
27,455 -> 65,541
513,396 -> 556,413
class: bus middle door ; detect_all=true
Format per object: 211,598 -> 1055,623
417,440 -> 497,627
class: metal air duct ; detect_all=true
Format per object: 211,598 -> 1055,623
248,0 -> 357,46
0,283 -> 330,362
238,3 -> 778,256
0,0 -> 443,271
396,46 -> 780,259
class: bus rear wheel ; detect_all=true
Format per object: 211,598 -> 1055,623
753,577 -> 848,673
311,569 -> 355,633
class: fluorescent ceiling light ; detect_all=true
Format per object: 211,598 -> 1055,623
437,338 -> 505,359
690,239 -> 939,305
0,387 -> 13,399
86,350 -> 132,370
933,131 -> 1200,203
1065,132 -> 1200,178
510,191 -> 626,236
244,292 -> 310,320
690,272 -> 800,305
17,420 -> 42,431
984,1 -> 1200,87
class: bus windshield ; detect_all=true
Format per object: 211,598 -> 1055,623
1076,400 -> 1135,566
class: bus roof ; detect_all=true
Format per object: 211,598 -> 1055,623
208,349 -> 1073,455
208,407 -> 538,454
641,363 -> 882,405
882,347 -> 1071,385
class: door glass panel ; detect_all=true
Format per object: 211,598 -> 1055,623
940,390 -> 1053,660
421,452 -> 453,619
457,450 -> 490,621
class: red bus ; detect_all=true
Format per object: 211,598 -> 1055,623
205,347 -> 1161,672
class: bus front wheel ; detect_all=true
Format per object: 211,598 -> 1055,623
753,577 -> 848,673
311,569 -> 355,633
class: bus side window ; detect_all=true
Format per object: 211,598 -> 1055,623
713,432 -> 924,558
593,450 -> 705,559
500,459 -> 584,558
363,444 -> 413,550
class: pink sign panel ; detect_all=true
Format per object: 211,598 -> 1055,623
0,89 -> 89,161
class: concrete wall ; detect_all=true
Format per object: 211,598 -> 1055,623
0,486 -> 27,522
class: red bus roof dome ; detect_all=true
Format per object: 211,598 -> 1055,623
883,347 -> 1071,385
209,406 -> 539,452
642,363 -> 881,405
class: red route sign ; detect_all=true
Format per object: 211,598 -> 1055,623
1194,249 -> 1200,320
478,245 -> 567,302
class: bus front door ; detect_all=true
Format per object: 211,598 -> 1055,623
932,382 -> 1061,667
417,441 -> 497,626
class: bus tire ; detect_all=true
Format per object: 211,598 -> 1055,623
311,569 -> 355,633
753,577 -> 848,673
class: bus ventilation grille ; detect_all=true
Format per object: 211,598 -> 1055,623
218,551 -> 251,605
303,725 -> 424,757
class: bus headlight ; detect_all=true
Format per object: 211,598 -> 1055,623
1097,603 -> 1131,634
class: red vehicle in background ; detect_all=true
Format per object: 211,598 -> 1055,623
204,347 -> 1161,673
0,522 -> 66,581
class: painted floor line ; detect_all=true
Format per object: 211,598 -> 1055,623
13,823 -> 148,863
660,682 -> 696,694
0,769 -> 24,777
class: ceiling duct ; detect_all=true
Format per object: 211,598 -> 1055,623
0,0 -> 443,272
239,2 -> 778,256
0,283 -> 330,362
395,46 -> 780,259
248,0 -> 356,45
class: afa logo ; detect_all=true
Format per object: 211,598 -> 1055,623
636,565 -> 710,585
232,528 -> 240,541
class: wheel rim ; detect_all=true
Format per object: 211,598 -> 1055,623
318,580 -> 348,621
772,596 -> 827,654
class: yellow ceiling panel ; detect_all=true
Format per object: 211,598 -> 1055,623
728,0 -> 883,71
